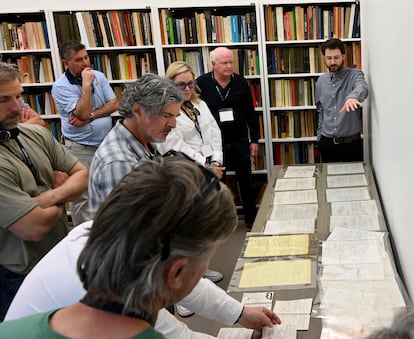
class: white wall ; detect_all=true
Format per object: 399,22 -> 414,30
362,0 -> 414,298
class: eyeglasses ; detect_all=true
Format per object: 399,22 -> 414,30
160,150 -> 220,260
175,81 -> 196,90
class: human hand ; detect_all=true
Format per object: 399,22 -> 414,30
81,67 -> 95,86
238,306 -> 281,332
339,98 -> 363,113
69,114 -> 89,126
20,105 -> 37,122
54,170 -> 69,188
212,164 -> 225,179
250,143 -> 259,157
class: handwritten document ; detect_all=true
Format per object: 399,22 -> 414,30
270,203 -> 318,220
284,166 -> 315,179
217,328 -> 254,339
264,218 -> 315,235
327,174 -> 368,188
262,325 -> 297,339
274,298 -> 313,314
321,263 -> 385,281
244,234 -> 310,257
330,215 -> 380,231
241,291 -> 273,309
321,239 -> 382,265
274,189 -> 317,204
239,259 -> 312,288
275,177 -> 316,191
327,163 -> 365,175
331,200 -> 378,216
326,187 -> 370,202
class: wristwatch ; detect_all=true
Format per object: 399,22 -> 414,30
89,111 -> 95,121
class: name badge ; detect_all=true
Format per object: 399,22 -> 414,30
201,144 -> 213,157
219,108 -> 234,122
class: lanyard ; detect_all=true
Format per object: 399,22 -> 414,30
215,85 -> 231,102
1,137 -> 41,185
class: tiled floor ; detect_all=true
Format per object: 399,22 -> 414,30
176,220 -> 249,337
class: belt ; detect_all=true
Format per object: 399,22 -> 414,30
64,137 -> 98,148
321,133 -> 360,145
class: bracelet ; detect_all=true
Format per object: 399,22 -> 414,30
234,306 -> 244,324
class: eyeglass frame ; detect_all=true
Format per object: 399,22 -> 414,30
160,150 -> 221,261
175,81 -> 196,90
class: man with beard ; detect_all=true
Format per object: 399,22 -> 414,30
316,38 -> 369,162
0,62 -> 88,320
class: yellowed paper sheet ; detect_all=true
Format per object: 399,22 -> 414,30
244,234 -> 309,257
239,259 -> 312,288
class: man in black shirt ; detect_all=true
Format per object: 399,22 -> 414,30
197,47 -> 259,227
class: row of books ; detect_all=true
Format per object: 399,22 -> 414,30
89,53 -> 156,81
251,143 -> 266,171
267,42 -> 361,75
1,21 -> 49,51
22,91 -> 57,115
160,9 -> 257,45
75,11 -> 153,48
269,78 -> 316,107
4,56 -> 54,83
248,79 -> 262,108
264,3 -> 360,41
272,110 -> 317,139
274,142 -> 321,165
163,49 -> 206,78
45,120 -> 63,143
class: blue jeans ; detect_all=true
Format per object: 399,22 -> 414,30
0,266 -> 26,321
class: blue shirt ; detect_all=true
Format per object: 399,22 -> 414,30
52,70 -> 116,146
315,66 -> 369,139
88,120 -> 159,214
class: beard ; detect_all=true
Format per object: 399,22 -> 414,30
328,62 -> 344,74
0,110 -> 21,130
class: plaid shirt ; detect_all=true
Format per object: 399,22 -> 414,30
88,120 -> 159,214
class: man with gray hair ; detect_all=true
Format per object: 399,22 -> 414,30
6,73 -> 281,337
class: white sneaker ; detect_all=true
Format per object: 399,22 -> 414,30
176,304 -> 194,317
203,269 -> 223,283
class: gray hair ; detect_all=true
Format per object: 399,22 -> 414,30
365,308 -> 414,339
77,155 -> 237,316
59,40 -> 86,60
210,46 -> 233,64
119,73 -> 184,118
0,62 -> 20,83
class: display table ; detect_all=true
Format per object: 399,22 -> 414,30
226,163 -> 410,339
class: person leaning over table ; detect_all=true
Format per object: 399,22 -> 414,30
52,40 -> 119,226
196,46 -> 260,229
0,62 -> 88,321
5,73 -> 281,338
315,38 -> 369,162
0,154 -> 278,338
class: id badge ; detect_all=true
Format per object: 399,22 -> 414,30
201,144 -> 213,157
219,108 -> 234,122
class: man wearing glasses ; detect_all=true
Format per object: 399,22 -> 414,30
6,73 -> 280,338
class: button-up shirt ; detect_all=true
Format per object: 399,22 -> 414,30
315,66 -> 369,139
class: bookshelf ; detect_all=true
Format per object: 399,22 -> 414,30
0,0 -> 363,175
259,0 -> 362,168
48,8 -> 159,102
0,12 -> 57,116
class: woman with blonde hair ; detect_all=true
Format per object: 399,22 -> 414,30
159,61 -> 225,180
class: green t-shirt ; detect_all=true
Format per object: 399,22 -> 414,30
0,309 -> 165,338
0,124 -> 78,273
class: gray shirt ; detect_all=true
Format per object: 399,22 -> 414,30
315,66 -> 369,139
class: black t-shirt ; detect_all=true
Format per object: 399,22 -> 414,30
197,72 -> 259,143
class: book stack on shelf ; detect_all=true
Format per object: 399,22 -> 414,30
0,12 -> 57,119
